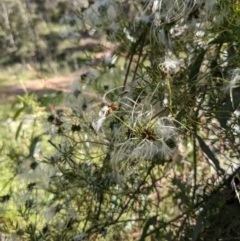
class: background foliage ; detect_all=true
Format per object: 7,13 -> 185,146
1,0 -> 240,240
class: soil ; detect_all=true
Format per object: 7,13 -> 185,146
0,63 -> 105,99
0,36 -> 115,100
0,71 -> 79,97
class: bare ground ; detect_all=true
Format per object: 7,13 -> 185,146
0,66 -> 101,98
0,37 -> 115,100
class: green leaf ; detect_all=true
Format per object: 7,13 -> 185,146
195,134 -> 224,175
15,121 -> 23,140
192,214 -> 203,241
12,106 -> 25,120
209,31 -> 232,44
28,136 -> 41,157
139,215 -> 158,241
216,93 -> 240,129
188,49 -> 206,83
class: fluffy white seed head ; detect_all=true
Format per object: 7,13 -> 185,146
158,57 -> 182,74
227,69 -> 240,91
112,112 -> 178,175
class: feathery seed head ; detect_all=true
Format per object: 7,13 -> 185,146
92,103 -> 118,132
112,109 -> 178,176
228,68 -> 240,91
158,57 -> 182,74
